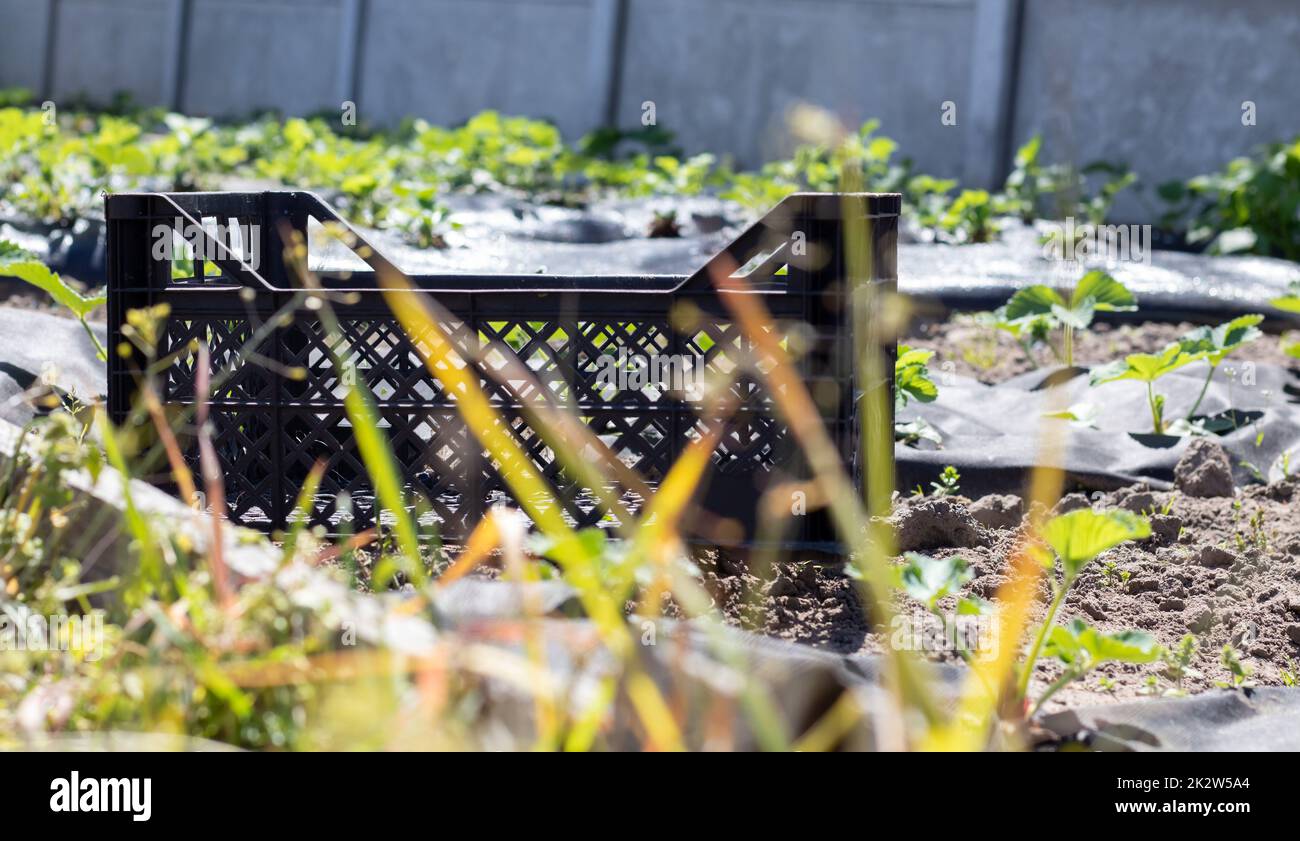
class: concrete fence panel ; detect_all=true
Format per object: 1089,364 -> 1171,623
3,0 -> 1300,213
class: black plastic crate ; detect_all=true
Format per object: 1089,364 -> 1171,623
105,190 -> 897,550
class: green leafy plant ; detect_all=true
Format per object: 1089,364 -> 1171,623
894,553 -> 989,663
1089,343 -> 1205,434
0,240 -> 106,359
1004,271 -> 1136,367
1160,137 -> 1300,261
1000,135 -> 1047,223
1036,619 -> 1161,713
1272,280 -> 1300,315
1099,560 -> 1130,588
895,345 -> 939,409
1042,402 -> 1099,429
894,345 -> 941,446
938,189 -> 999,244
1176,314 -> 1264,419
930,465 -> 961,497
1216,644 -> 1254,689
1000,135 -> 1136,226
894,418 -> 942,447
1161,633 -> 1202,696
1017,508 -> 1152,708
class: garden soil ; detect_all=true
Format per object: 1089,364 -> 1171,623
688,438 -> 1300,707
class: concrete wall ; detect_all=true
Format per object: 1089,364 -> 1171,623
4,0 -> 1300,213
614,0 -> 983,180
1013,0 -> 1300,218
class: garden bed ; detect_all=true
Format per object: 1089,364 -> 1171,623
906,316 -> 1300,385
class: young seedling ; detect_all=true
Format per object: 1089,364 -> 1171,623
895,345 -> 939,408
894,345 -> 941,445
1004,270 -> 1137,367
930,465 -> 961,497
1016,508 -> 1152,706
1216,644 -> 1254,690
1161,633 -> 1202,696
1176,314 -> 1264,419
895,552 -> 989,663
1035,619 -> 1161,713
1100,560 -> 1130,588
1089,342 -> 1205,434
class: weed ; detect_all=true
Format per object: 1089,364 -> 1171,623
930,465 -> 961,497
1161,634 -> 1202,696
1216,644 -> 1254,689
1100,560 -> 1131,588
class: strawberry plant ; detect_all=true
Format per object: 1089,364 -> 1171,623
1035,619 -> 1160,713
894,345 -> 941,445
1089,342 -> 1205,434
1003,271 -> 1137,367
894,552 -> 990,663
1016,508 -> 1153,708
938,189 -> 999,244
1175,314 -> 1264,419
0,239 -> 105,359
1001,134 -> 1136,225
1160,137 -> 1300,261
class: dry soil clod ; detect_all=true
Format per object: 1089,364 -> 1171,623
1174,438 -> 1236,498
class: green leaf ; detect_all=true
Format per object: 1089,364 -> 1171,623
1008,274 -> 1135,334
1042,402 -> 1099,429
897,552 -> 973,610
1005,285 -> 1066,322
532,527 -> 607,567
895,344 -> 939,409
1070,271 -> 1137,313
1044,619 -> 1163,669
1038,508 -> 1150,579
956,595 -> 994,616
1089,343 -> 1203,386
0,240 -> 105,318
1178,314 -> 1264,366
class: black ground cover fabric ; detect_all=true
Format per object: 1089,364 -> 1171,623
897,362 -> 1300,498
